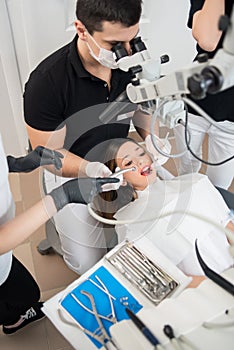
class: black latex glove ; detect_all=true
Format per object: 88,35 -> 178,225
7,146 -> 64,173
49,177 -> 120,211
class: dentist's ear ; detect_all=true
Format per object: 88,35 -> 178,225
74,20 -> 87,39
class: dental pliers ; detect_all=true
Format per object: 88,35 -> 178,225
79,289 -> 120,350
70,274 -> 120,349
71,274 -> 117,324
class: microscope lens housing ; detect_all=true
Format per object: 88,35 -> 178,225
111,36 -> 147,61
130,36 -> 147,53
111,43 -> 128,61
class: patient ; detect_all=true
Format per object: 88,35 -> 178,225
94,138 -> 234,287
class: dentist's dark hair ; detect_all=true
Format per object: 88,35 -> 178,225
76,0 -> 142,34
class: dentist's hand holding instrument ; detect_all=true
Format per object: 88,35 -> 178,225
85,161 -> 136,191
108,166 -> 137,189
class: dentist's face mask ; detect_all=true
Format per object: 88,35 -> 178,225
86,33 -> 118,69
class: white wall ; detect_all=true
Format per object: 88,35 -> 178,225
0,0 -> 196,155
0,0 -> 28,156
6,0 -> 76,89
143,0 -> 196,74
0,0 -> 75,155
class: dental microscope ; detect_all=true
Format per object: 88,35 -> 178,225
100,4 -> 234,128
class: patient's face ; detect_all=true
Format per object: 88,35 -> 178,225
116,141 -> 157,191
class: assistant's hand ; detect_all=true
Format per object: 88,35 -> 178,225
49,177 -> 120,211
7,146 -> 64,173
145,134 -> 171,166
85,161 -> 112,177
85,161 -> 121,191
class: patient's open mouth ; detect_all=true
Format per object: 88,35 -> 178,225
140,165 -> 152,176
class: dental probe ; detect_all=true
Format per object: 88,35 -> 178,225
109,166 -> 136,178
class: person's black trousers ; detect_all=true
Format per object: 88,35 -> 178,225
0,256 -> 40,325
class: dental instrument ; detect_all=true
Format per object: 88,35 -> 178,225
80,290 -> 120,350
88,275 -> 117,324
106,242 -> 179,304
109,166 -> 136,178
70,293 -> 114,323
126,308 -> 163,349
163,325 -> 183,350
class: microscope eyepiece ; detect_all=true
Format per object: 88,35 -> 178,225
130,36 -> 147,54
111,43 -> 128,61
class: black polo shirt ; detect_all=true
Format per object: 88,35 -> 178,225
187,0 -> 234,122
24,35 -> 133,160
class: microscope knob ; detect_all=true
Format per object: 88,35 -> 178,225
197,53 -> 209,63
218,14 -> 230,31
160,54 -> 170,64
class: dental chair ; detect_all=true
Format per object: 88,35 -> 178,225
36,164 -> 172,256
38,185 -> 234,256
37,170 -> 118,256
37,171 -> 63,256
37,219 -> 63,255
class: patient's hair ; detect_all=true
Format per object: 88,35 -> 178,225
93,138 -> 139,219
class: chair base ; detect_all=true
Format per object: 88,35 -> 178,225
37,220 -> 63,256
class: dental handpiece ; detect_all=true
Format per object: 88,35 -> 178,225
110,166 -> 136,178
